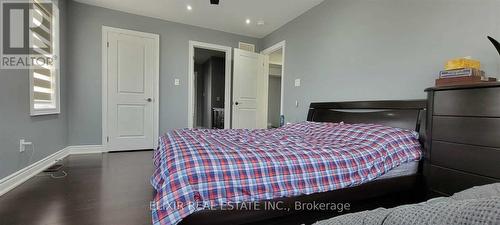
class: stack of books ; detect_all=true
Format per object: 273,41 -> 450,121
436,58 -> 497,86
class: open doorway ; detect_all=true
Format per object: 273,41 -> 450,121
262,41 -> 285,128
188,41 -> 232,129
194,48 -> 225,128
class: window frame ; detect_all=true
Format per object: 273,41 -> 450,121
29,0 -> 60,116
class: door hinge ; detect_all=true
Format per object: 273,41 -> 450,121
107,42 -> 109,48
106,136 -> 109,142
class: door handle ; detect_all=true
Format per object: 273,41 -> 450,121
146,98 -> 152,102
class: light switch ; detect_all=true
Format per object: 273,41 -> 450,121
294,79 -> 301,87
174,78 -> 180,86
19,139 -> 32,152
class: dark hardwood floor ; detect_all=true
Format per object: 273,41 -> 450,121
0,151 -> 155,225
0,151 -> 422,225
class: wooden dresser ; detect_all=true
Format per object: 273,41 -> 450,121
425,83 -> 500,197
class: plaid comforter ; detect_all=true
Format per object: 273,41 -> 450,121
151,122 -> 423,225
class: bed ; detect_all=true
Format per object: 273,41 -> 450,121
151,100 -> 427,225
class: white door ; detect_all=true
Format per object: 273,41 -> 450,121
232,49 -> 269,129
105,29 -> 158,151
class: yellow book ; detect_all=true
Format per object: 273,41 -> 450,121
445,58 -> 481,70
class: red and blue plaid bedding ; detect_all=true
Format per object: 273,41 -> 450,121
150,122 -> 422,225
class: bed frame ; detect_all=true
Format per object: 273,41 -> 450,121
180,100 -> 427,225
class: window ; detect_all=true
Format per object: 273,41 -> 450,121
29,0 -> 60,116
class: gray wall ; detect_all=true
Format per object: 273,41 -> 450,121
66,1 -> 259,145
261,0 -> 500,123
0,0 -> 68,180
202,61 -> 212,128
210,57 -> 225,109
194,64 -> 204,127
268,76 -> 282,128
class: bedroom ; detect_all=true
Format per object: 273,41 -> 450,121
1,0 -> 500,225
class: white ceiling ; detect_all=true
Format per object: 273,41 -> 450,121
74,0 -> 324,38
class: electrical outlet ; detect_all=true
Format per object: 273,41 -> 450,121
294,79 -> 301,87
174,78 -> 180,86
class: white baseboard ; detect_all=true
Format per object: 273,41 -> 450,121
68,145 -> 106,155
0,145 -> 106,197
0,146 -> 70,196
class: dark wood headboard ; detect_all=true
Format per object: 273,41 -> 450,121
307,100 -> 427,132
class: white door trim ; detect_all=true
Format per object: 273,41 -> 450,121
188,41 -> 232,129
261,40 -> 286,116
102,26 -> 160,151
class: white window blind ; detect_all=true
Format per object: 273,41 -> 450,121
30,0 -> 60,115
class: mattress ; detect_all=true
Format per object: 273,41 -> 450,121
376,161 -> 419,180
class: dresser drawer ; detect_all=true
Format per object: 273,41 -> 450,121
433,88 -> 500,117
428,165 -> 498,195
431,141 -> 500,179
432,116 -> 500,147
